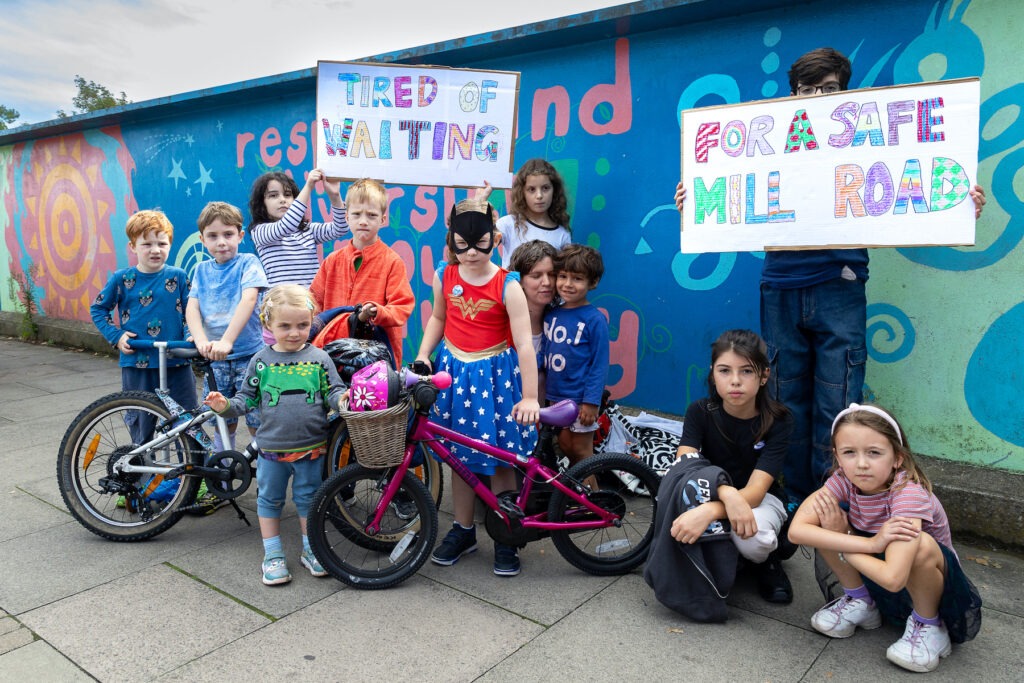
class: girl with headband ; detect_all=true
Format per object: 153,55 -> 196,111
788,403 -> 982,673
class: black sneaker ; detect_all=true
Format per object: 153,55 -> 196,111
756,557 -> 793,604
493,543 -> 521,577
390,493 -> 418,520
430,524 -> 477,565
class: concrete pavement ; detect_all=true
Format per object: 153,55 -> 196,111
0,337 -> 1022,681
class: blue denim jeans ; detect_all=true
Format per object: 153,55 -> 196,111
256,455 -> 323,519
761,277 -> 866,504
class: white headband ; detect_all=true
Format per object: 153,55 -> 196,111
831,403 -> 904,446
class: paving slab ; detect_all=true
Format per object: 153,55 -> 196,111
0,485 -> 72,543
169,526 -> 344,619
420,510 -> 619,625
482,573 -> 825,682
158,577 -> 544,682
0,515 -> 249,613
19,564 -> 269,680
0,639 -> 92,681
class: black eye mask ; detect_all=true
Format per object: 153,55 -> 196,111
450,210 -> 495,254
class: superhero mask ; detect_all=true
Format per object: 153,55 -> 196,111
449,209 -> 495,254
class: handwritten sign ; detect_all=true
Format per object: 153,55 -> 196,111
316,61 -> 520,188
679,78 -> 980,253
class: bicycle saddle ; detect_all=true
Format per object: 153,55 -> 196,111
539,399 -> 579,428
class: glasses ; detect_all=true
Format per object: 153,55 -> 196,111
796,82 -> 842,96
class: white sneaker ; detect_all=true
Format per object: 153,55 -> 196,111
810,596 -> 882,638
886,615 -> 952,673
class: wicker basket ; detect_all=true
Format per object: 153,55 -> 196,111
338,398 -> 410,468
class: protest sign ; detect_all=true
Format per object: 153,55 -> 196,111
679,78 -> 980,254
316,61 -> 519,188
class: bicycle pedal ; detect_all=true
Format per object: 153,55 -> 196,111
496,492 -> 525,520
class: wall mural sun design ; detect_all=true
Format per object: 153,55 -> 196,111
14,130 -> 134,321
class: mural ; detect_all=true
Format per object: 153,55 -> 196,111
1,0 -> 1021,470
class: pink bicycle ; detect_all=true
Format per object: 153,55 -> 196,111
307,367 -> 660,589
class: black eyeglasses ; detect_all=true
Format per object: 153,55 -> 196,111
796,82 -> 842,96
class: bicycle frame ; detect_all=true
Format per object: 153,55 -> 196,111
112,341 -> 236,480
359,402 -> 620,537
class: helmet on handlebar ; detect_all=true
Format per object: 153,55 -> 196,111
347,360 -> 403,411
324,338 -> 392,383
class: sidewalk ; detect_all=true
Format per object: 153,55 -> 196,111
0,337 -> 1021,681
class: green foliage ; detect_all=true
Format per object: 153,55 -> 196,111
8,262 -> 41,340
56,75 -> 131,118
0,104 -> 19,130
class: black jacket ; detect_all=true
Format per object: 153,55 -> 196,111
643,453 -> 738,622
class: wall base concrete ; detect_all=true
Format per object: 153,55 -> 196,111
3,310 -> 1020,549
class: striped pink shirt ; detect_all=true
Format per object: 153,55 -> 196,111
824,470 -> 953,550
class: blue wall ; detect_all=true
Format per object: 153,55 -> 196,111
3,0 -> 1022,470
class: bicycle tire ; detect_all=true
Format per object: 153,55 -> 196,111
548,453 -> 661,576
56,391 -> 203,541
327,423 -> 443,508
308,464 -> 437,589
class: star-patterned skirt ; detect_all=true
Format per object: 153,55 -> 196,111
431,342 -> 537,475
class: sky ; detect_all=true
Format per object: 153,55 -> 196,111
0,0 -> 626,126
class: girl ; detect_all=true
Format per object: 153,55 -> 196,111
248,169 -> 349,288
205,284 -> 346,586
415,199 -> 540,578
789,403 -> 981,673
477,158 -> 572,267
669,329 -> 795,604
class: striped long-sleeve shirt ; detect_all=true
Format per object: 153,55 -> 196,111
251,199 -> 349,287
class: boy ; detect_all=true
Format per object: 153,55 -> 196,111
309,178 -> 414,365
91,210 -> 194,445
186,201 -> 268,450
543,244 -> 609,466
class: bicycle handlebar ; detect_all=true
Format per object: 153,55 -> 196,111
126,339 -> 200,359
400,367 -> 452,391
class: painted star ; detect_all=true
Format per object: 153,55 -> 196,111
470,386 -> 477,394
478,407 -> 485,415
167,158 -> 186,188
482,390 -> 489,399
443,411 -> 450,419
458,417 -> 467,425
194,162 -> 214,195
184,134 -> 195,146
216,121 -> 224,132
496,396 -> 504,404
456,386 -> 464,395
498,429 -> 506,438
482,433 -> 490,441
185,186 -> 192,197
464,399 -> 472,408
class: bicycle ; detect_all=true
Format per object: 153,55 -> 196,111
307,367 -> 661,589
56,340 -> 257,541
56,339 -> 443,542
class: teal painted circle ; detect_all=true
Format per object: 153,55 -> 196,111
592,195 -> 606,211
595,158 -> 610,176
763,27 -> 782,47
761,52 -> 779,74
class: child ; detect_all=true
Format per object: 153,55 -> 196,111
90,210 -> 194,443
788,403 -> 982,673
477,158 -> 572,267
669,329 -> 795,604
204,284 -> 346,585
248,168 -> 349,288
543,244 -> 608,467
308,178 -> 414,365
186,201 -> 268,451
414,199 -> 540,577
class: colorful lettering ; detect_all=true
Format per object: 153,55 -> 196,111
918,97 -> 945,142
693,176 -> 726,224
893,159 -> 928,214
852,102 -> 885,147
784,109 -> 818,152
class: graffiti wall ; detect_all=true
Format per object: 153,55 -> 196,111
1,0 -> 1021,470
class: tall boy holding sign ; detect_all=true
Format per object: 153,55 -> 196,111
675,47 -> 986,510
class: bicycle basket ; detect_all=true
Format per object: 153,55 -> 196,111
342,360 -> 409,468
339,399 -> 410,468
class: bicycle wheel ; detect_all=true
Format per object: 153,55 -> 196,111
327,422 -> 443,508
56,391 -> 203,541
548,453 -> 660,576
308,464 -> 437,589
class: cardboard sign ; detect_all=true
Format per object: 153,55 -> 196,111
679,78 -> 980,253
316,61 -> 520,188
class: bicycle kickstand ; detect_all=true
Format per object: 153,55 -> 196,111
226,499 -> 251,527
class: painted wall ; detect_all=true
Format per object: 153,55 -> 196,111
2,0 -> 1021,471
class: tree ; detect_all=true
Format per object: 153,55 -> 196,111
56,75 -> 131,118
0,104 -> 19,130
